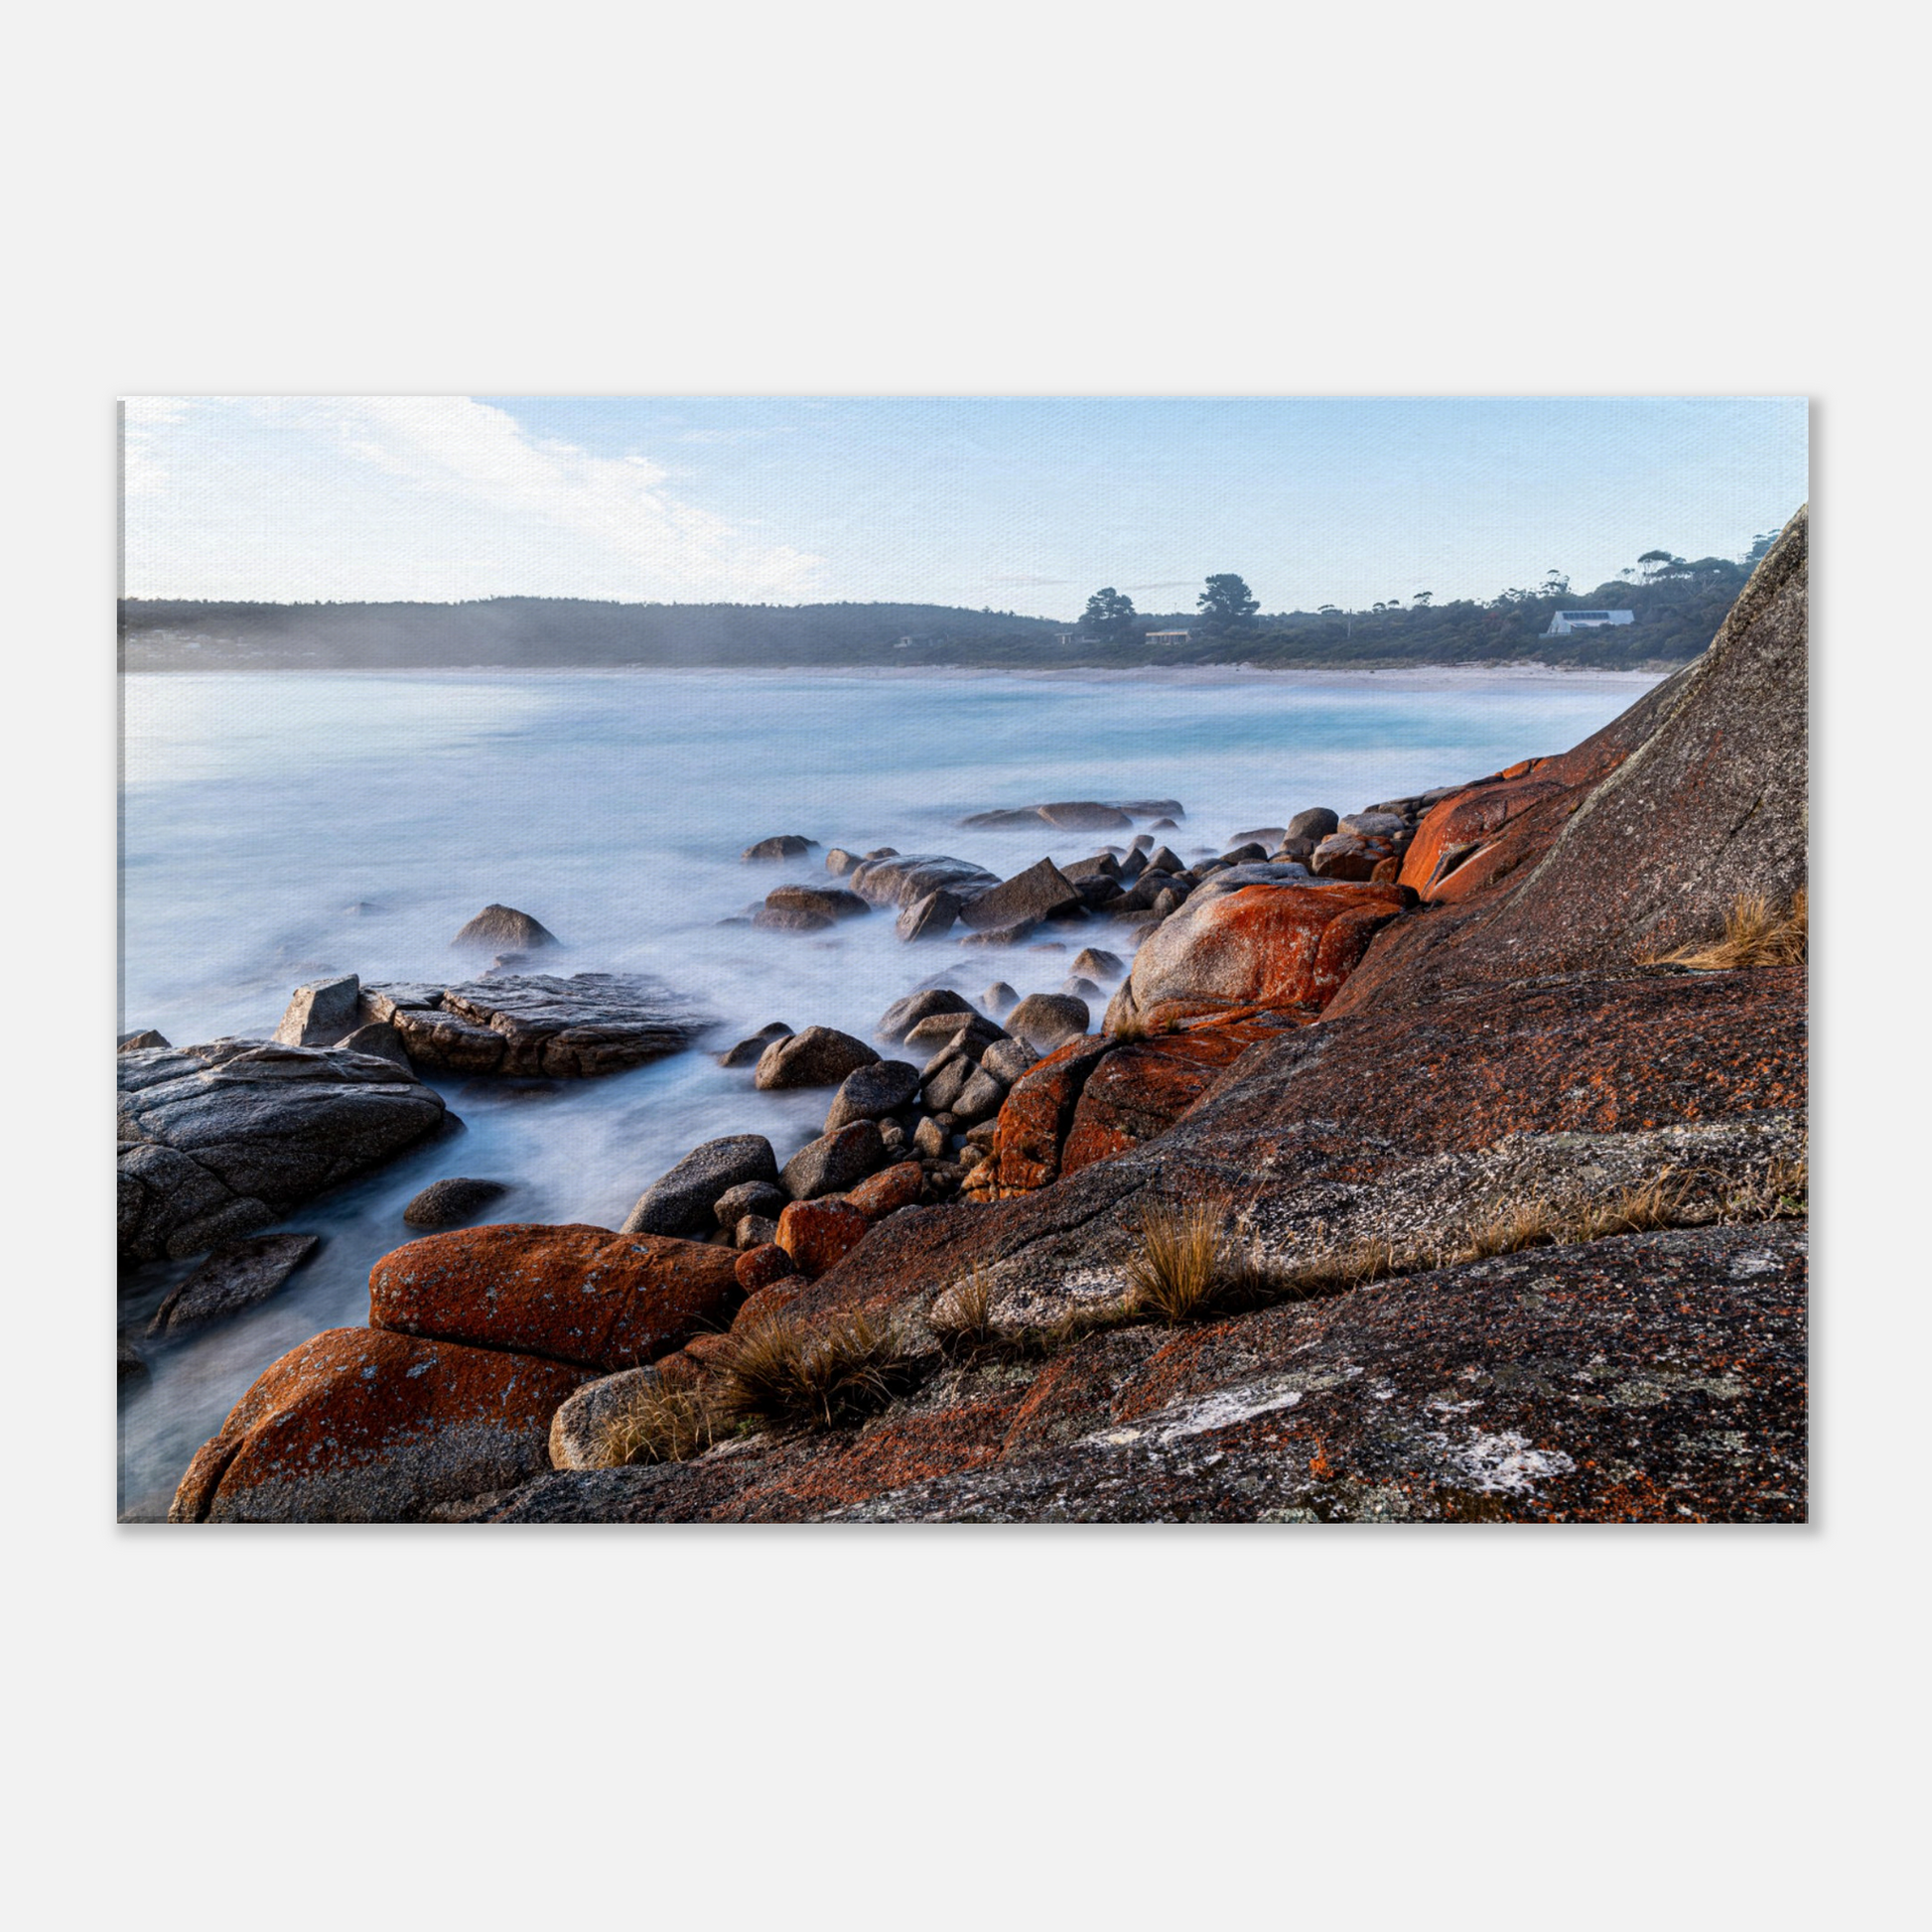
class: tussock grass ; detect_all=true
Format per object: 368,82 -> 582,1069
1122,1202 -> 1226,1322
1108,1012 -> 1152,1041
928,1268 -> 997,1349
1120,1202 -> 1295,1325
1650,890 -> 1808,971
712,1309 -> 919,1430
606,1383 -> 725,1466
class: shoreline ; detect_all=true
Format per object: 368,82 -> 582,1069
119,661 -> 1673,686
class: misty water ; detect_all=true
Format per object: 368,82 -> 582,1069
117,664 -> 1662,1518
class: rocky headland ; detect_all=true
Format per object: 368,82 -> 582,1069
152,507 -> 1809,1523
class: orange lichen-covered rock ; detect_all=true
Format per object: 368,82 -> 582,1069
169,1325 -> 592,1523
735,1241 -> 798,1295
775,1198 -> 872,1278
681,1331 -> 738,1371
368,1222 -> 742,1372
1105,880 -> 1408,1031
733,1276 -> 808,1328
986,1035 -> 1116,1193
846,1161 -> 924,1220
1397,768 -> 1572,898
1058,1012 -> 1300,1177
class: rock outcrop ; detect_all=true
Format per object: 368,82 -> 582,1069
119,1039 -> 447,1263
1331,506 -> 1809,1015
361,973 -> 709,1077
482,1222 -> 1805,1523
163,511 -> 1809,1525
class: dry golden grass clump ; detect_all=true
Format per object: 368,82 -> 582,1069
1119,1202 -> 1295,1325
928,1268 -> 998,1350
712,1309 -> 918,1430
605,1382 -> 725,1466
1652,889 -> 1808,971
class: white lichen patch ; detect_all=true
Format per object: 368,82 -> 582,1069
1089,1364 -> 1360,1451
1434,1429 -> 1576,1495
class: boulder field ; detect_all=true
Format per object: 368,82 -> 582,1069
166,506 -> 1810,1524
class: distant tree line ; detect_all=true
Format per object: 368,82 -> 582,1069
120,531 -> 1783,673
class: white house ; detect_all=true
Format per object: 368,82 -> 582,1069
1144,628 -> 1192,646
1543,610 -> 1635,637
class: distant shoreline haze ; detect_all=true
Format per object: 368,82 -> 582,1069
120,546 -> 1768,674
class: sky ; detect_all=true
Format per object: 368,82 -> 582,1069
120,396 -> 1808,618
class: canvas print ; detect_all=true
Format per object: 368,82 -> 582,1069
117,397 -> 1809,1524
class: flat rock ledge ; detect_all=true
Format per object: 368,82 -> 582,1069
362,973 -> 711,1077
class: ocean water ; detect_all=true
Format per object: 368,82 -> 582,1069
117,664 -> 1662,1518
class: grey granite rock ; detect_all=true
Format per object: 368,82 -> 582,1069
363,973 -> 709,1078
403,1176 -> 509,1227
148,1232 -> 323,1336
959,857 -> 1081,932
451,903 -> 559,951
273,974 -> 363,1046
897,889 -> 962,941
1006,992 -> 1090,1050
118,1039 -> 447,1263
1287,807 -> 1339,842
876,988 -> 974,1040
621,1135 -> 779,1236
781,1120 -> 888,1199
825,1059 -> 921,1131
754,1025 -> 880,1091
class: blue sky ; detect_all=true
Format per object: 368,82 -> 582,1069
122,396 -> 1807,616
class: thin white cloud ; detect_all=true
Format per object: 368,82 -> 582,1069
121,396 -> 824,603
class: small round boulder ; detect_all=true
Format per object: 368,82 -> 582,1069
402,1177 -> 509,1227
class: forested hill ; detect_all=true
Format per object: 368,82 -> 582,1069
117,599 -> 1065,671
119,549 -> 1762,673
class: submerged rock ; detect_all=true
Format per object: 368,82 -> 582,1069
147,1232 -> 323,1336
720,1022 -> 792,1067
451,903 -> 559,952
404,1177 -> 509,1228
764,885 -> 870,922
850,852 -> 1000,910
742,835 -> 819,862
